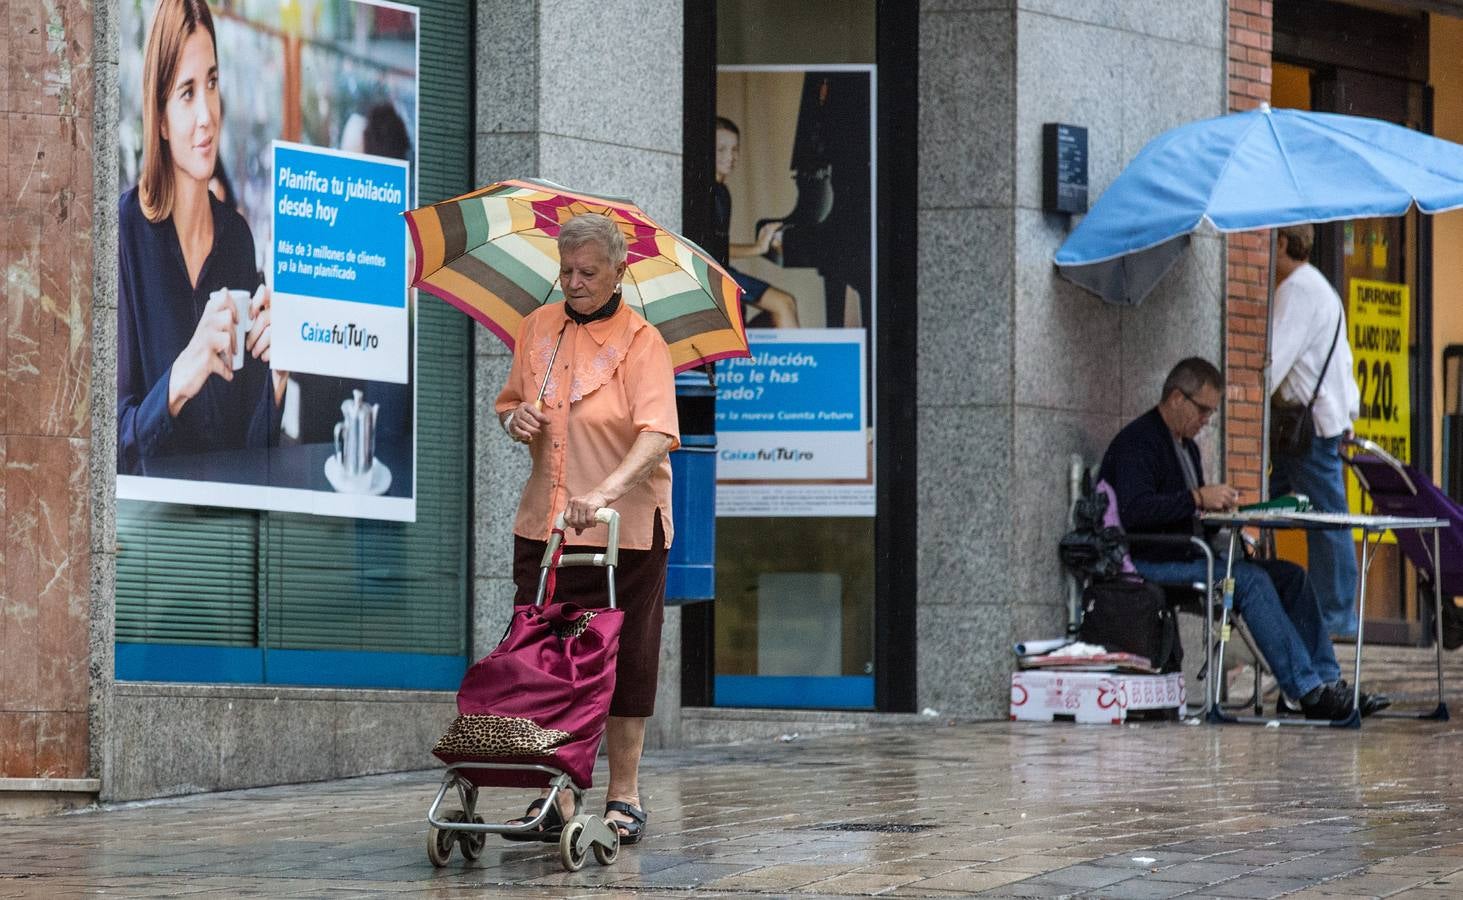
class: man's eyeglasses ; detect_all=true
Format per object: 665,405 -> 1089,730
1180,389 -> 1217,419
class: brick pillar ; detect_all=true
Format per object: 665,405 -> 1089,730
1226,0 -> 1272,497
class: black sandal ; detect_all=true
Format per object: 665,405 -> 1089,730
501,797 -> 565,842
604,800 -> 648,845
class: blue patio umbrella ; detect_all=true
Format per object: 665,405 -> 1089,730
1054,103 -> 1463,497
1055,103 -> 1463,306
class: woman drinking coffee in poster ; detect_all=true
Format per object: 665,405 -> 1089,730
117,0 -> 285,475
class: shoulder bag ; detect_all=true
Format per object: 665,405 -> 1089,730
1270,311 -> 1342,459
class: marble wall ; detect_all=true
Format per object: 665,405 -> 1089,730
1,0 -> 97,780
916,1 -> 1227,717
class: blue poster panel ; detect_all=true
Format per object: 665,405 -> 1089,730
272,141 -> 410,384
713,66 -> 877,517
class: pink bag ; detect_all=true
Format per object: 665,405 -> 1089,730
434,600 -> 623,789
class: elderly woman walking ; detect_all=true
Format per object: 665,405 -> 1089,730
495,213 -> 679,846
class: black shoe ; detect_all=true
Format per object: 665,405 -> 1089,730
1443,601 -> 1463,651
1335,680 -> 1392,717
604,800 -> 648,846
1300,682 -> 1355,721
1359,692 -> 1392,716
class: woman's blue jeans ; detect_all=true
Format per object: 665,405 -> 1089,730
1270,434 -> 1360,637
1133,555 -> 1341,701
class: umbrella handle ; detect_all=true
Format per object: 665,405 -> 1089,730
532,326 -> 568,413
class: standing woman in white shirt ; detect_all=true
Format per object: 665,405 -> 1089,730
1267,224 -> 1363,639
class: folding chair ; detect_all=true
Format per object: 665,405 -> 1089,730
1342,437 -> 1461,719
1123,534 -> 1275,717
1063,458 -> 1270,716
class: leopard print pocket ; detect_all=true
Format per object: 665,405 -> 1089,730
553,610 -> 597,639
433,714 -> 572,758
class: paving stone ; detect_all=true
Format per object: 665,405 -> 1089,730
798,871 -> 923,893
908,867 -> 1033,892
701,863 -> 850,892
1210,848 -> 1313,866
981,853 -> 1093,874
1203,874 -> 1326,898
1075,876 -> 1197,899
1137,860 -> 1259,884
1024,863 -> 1136,889
1366,856 -> 1463,878
1086,850 -> 1209,869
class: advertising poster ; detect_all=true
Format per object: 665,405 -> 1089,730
1345,279 -> 1412,528
714,66 -> 877,517
117,0 -> 418,521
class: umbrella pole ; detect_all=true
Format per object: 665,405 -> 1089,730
1259,229 -> 1277,502
534,327 -> 568,411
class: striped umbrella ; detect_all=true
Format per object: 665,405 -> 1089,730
404,178 -> 749,372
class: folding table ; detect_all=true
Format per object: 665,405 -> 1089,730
1199,510 -> 1449,728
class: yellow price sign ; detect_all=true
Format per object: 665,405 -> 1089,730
1345,279 -> 1410,538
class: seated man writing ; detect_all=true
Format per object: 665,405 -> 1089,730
1099,357 -> 1385,720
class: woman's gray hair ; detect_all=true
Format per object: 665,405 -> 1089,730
557,213 -> 627,266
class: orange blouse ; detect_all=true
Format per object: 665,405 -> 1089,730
495,301 -> 680,550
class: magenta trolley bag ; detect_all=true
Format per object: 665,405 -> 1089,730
424,508 -> 624,872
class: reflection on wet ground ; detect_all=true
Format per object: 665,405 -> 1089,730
4,718 -> 1463,897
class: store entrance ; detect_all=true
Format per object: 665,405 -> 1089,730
1273,0 -> 1434,645
679,0 -> 919,711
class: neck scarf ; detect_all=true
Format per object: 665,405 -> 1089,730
565,290 -> 621,325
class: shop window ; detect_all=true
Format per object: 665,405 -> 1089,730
114,0 -> 472,689
707,0 -> 885,709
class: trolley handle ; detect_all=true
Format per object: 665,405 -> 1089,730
537,508 -> 621,572
536,508 -> 620,610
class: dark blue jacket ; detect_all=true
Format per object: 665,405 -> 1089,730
117,187 -> 278,475
1098,408 -> 1205,561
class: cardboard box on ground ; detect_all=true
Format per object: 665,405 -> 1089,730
1010,671 -> 1186,725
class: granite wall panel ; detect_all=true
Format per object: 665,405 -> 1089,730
915,207 -> 1014,409
470,0 -> 686,746
644,605 -> 681,751
915,3 -> 1225,717
919,9 -> 1015,210
474,0 -> 538,135
538,0 -> 682,155
105,687 -> 457,801
1010,406 -> 1123,618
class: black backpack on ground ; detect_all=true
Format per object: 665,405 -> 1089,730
1078,575 -> 1184,673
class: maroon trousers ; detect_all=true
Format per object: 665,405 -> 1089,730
513,510 -> 666,718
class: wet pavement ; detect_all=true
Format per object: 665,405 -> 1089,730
4,716 -> 1463,898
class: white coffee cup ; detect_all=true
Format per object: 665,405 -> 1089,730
221,289 -> 252,370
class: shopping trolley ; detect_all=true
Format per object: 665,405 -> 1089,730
425,508 -> 623,872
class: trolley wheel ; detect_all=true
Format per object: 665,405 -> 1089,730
460,815 -> 487,861
427,809 -> 464,867
559,816 -> 588,872
593,826 -> 620,866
